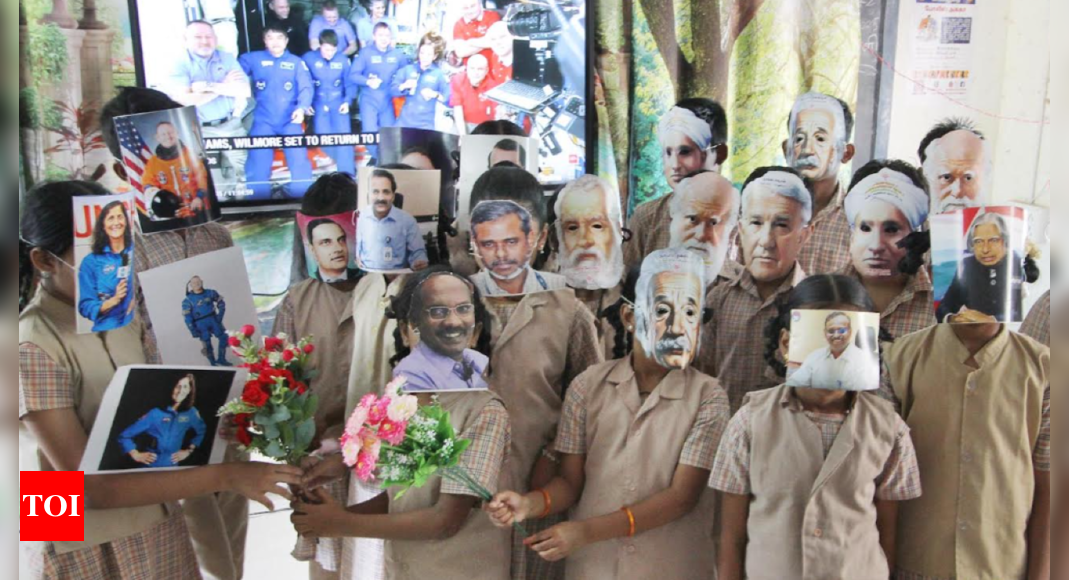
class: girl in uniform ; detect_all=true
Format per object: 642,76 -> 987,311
710,274 -> 923,580
839,160 -> 936,339
291,266 -> 512,580
391,32 -> 452,131
486,250 -> 731,580
19,181 -> 303,579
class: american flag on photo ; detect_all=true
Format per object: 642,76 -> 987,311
113,116 -> 152,212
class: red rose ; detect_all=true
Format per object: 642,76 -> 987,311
228,337 -> 242,348
236,426 -> 253,446
242,382 -> 270,407
297,385 -> 308,395
303,344 -> 315,354
282,350 -> 295,362
263,337 -> 281,351
242,325 -> 256,338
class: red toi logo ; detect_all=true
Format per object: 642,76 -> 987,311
20,472 -> 85,542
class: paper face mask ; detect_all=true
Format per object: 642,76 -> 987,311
787,93 -> 848,182
923,130 -> 990,215
634,249 -> 706,370
931,206 -> 1027,323
73,193 -> 138,335
555,176 -> 625,290
297,211 -> 359,282
844,168 -> 930,279
354,167 -> 441,274
394,272 -> 489,393
786,310 -> 881,391
668,172 -> 739,283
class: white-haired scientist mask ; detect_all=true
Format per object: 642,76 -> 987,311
634,249 -> 706,370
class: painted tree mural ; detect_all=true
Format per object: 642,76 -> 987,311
595,0 -> 861,212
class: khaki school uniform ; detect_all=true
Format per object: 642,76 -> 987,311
385,391 -> 512,580
1020,290 -> 1051,346
19,287 -> 199,579
340,273 -> 406,580
483,289 -> 603,580
554,359 -> 730,580
134,222 -> 246,580
710,386 -> 922,580
698,265 -> 806,412
882,325 -> 1051,580
623,194 -> 673,272
839,264 -> 936,340
797,183 -> 851,275
274,279 -> 357,578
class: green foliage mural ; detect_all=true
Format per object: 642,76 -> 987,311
595,0 -> 861,214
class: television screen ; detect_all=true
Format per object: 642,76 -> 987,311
129,0 -> 591,210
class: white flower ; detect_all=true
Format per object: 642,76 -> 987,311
341,435 -> 363,466
267,352 -> 283,366
345,406 -> 369,437
385,376 -> 408,396
387,395 -> 419,423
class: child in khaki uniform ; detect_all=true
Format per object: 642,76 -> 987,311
291,268 -> 512,580
487,250 -> 730,580
711,274 -> 922,580
18,182 -> 303,580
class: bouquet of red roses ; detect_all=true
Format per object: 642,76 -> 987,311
218,325 -> 319,465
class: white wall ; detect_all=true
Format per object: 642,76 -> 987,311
887,0 -> 1051,312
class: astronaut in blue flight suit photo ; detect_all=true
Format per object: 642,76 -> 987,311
350,22 -> 407,133
304,29 -> 356,176
239,24 -> 315,200
78,200 -> 136,333
182,276 -> 231,367
391,31 -> 452,131
118,374 -> 207,468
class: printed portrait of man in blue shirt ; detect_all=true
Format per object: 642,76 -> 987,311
393,270 -> 489,393
356,169 -> 429,272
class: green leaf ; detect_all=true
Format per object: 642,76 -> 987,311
295,418 -> 316,451
279,422 -> 295,448
303,395 -> 319,418
271,405 -> 291,423
264,423 -> 281,441
263,441 -> 285,459
255,411 -> 276,426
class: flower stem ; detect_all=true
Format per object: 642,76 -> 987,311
442,466 -> 526,536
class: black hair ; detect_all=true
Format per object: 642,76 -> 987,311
742,166 -> 805,191
676,98 -> 729,147
400,146 -> 438,168
917,117 -> 984,163
605,266 -> 642,360
322,0 -> 339,11
488,139 -> 527,168
763,274 -> 894,377
301,172 -> 357,215
91,200 -> 133,256
305,218 -> 345,244
370,168 -> 398,193
470,200 -> 532,235
100,88 -> 182,158
469,165 -> 547,227
19,181 -> 108,311
319,29 -> 339,47
386,266 -> 492,367
471,120 -> 528,137
264,23 -> 290,38
786,95 -> 855,141
373,21 -> 392,34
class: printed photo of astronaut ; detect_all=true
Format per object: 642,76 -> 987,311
113,107 -> 222,234
73,193 -> 138,335
932,207 -> 1028,323
132,0 -> 588,205
785,310 -> 882,392
355,167 -> 440,272
139,248 -> 261,366
91,367 -> 241,473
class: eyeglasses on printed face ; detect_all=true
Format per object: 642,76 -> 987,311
826,327 -> 851,336
426,303 -> 476,321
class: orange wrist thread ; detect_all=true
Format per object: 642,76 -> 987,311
621,506 -> 636,537
538,489 -> 552,519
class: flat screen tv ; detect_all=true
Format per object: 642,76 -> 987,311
128,0 -> 594,212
